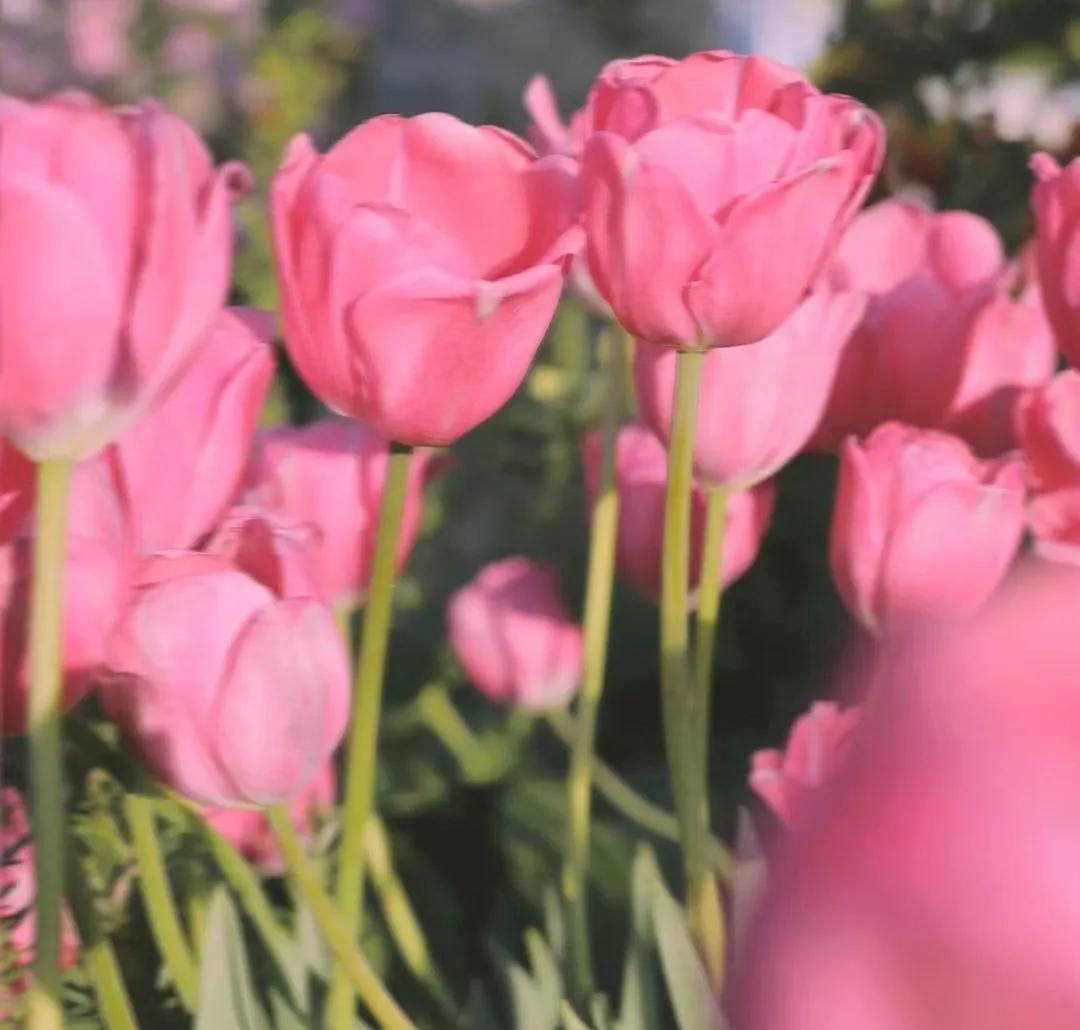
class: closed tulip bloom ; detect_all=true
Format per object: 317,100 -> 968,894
1031,153 -> 1080,366
447,557 -> 583,709
270,114 -> 580,447
575,50 -> 882,348
111,307 -> 275,553
99,553 -> 349,806
246,420 -> 440,607
583,422 -> 774,603
0,92 -> 248,460
0,440 -> 33,543
636,289 -> 865,487
748,701 -> 861,826
830,422 -> 1025,634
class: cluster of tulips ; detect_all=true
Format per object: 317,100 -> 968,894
3,45 -> 1080,1029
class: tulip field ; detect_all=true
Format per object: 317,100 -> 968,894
1,1 -> 1079,1028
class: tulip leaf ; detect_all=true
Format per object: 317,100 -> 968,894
616,847 -> 660,1030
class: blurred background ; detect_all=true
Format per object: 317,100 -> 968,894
2,0 -> 1077,1021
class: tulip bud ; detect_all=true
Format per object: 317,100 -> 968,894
1031,153 -> 1080,367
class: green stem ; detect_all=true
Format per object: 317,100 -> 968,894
563,328 -> 623,1004
25,458 -> 72,1030
124,794 -> 198,1011
267,806 -> 415,1030
64,841 -> 139,1030
328,444 -> 413,1027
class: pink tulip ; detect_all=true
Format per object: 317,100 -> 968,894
0,789 -> 80,1004
246,420 -> 440,607
812,199 -> 1055,454
636,289 -> 865,487
447,557 -> 583,709
110,307 -> 275,553
748,701 -> 861,825
582,422 -> 774,603
269,114 -> 580,447
571,50 -> 882,348
734,562 -> 1080,1030
66,0 -> 135,78
99,552 -> 349,806
0,439 -> 33,543
1031,153 -> 1080,367
0,92 -> 248,460
830,422 -> 1025,634
201,762 -> 335,875
1,461 -> 129,735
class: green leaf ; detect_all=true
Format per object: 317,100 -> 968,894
560,999 -> 593,1030
616,848 -> 660,1030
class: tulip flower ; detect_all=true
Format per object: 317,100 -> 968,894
0,92 -> 248,460
583,422 -> 774,603
447,557 -> 583,709
1031,153 -> 1080,367
748,701 -> 861,825
270,113 -> 580,447
572,50 -> 882,348
201,762 -> 335,875
829,422 -> 1025,634
246,420 -> 440,608
812,199 -> 1055,454
99,552 -> 350,806
0,440 -> 33,543
635,289 -> 866,488
734,563 -> 1080,1030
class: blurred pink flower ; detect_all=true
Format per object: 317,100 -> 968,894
66,0 -> 136,79
1031,153 -> 1080,368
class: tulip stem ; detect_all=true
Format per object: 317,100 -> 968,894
328,443 -> 413,1028
659,350 -> 725,989
267,805 -> 415,1030
25,457 -> 72,1030
563,328 -> 624,1005
124,793 -> 199,1011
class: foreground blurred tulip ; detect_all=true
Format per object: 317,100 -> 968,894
748,701 -> 861,825
735,563 -> 1080,1030
636,290 -> 865,486
0,92 -> 248,460
201,763 -> 335,875
448,557 -> 583,709
1031,153 -> 1080,366
0,789 -> 79,1008
830,422 -> 1025,634
270,113 -> 579,447
573,50 -> 882,348
0,440 -> 33,543
812,199 -> 1055,454
583,422 -> 774,602
111,308 -> 274,553
247,420 -> 440,607
99,553 -> 349,806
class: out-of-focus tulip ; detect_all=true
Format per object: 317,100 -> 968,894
246,420 -> 440,608
636,290 -> 865,487
571,50 -> 882,348
582,422 -> 774,603
447,557 -> 583,709
748,701 -> 861,825
734,562 -> 1080,1030
201,763 -> 335,875
110,307 -> 274,553
270,114 -> 579,447
1031,153 -> 1080,367
0,788 -> 80,1005
0,440 -> 33,543
99,552 -> 349,806
66,0 -> 135,78
812,199 -> 1055,454
1,461 -> 129,735
830,422 -> 1025,634
0,92 -> 248,461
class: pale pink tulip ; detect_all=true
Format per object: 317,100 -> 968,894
582,422 -> 774,603
66,0 -> 135,78
1031,153 -> 1080,366
270,114 -> 580,447
0,92 -> 248,460
830,422 -> 1025,634
635,290 -> 865,488
246,420 -> 440,607
0,439 -> 33,543
99,553 -> 349,806
110,308 -> 274,553
447,557 -> 583,709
